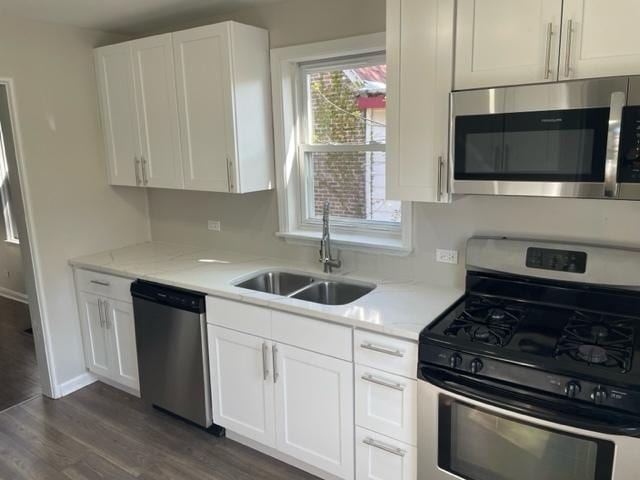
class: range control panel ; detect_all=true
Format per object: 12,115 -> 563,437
619,105 -> 640,183
526,247 -> 587,273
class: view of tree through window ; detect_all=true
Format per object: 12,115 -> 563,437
303,61 -> 401,224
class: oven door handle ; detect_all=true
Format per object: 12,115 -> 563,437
420,364 -> 640,437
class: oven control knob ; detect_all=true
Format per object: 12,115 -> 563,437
591,386 -> 608,405
449,354 -> 463,369
470,358 -> 483,374
565,381 -> 581,399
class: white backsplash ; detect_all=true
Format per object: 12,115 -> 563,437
147,188 -> 640,289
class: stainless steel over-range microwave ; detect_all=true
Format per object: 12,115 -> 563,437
451,76 -> 640,200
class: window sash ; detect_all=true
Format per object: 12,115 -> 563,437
0,120 -> 18,244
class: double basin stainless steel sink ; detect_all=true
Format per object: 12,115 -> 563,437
234,271 -> 375,306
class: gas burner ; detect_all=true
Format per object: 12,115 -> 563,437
444,297 -> 524,346
554,311 -> 635,372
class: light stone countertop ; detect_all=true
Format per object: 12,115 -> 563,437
69,241 -> 464,341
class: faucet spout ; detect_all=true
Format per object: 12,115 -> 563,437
319,201 -> 341,273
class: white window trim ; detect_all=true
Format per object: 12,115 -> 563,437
270,32 -> 412,255
0,115 -> 18,245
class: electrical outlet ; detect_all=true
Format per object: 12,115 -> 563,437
436,249 -> 458,265
207,220 -> 221,232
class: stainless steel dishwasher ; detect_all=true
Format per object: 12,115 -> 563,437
131,280 -> 223,435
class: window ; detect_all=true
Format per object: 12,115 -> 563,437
0,114 -> 18,244
272,34 -> 411,252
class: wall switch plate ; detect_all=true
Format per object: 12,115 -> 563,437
436,249 -> 458,265
207,220 -> 221,232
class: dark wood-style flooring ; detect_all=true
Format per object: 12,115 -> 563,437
0,297 -> 40,412
0,381 -> 318,479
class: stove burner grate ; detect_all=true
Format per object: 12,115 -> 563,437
444,297 -> 524,347
554,311 -> 635,373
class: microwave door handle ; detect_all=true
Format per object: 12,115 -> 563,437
604,91 -> 626,198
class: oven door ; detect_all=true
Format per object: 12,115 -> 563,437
418,379 -> 638,480
451,77 -> 628,198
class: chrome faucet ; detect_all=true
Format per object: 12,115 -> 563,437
319,201 -> 341,273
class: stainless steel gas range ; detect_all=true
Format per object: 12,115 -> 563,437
418,237 -> 640,480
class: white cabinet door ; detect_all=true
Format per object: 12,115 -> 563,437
208,326 -> 276,447
78,292 -> 111,378
173,24 -> 233,193
455,0 -> 562,89
274,344 -> 354,480
131,33 -> 184,189
559,0 -> 640,80
104,299 -> 139,391
355,427 -> 417,480
94,43 -> 141,186
386,0 -> 455,202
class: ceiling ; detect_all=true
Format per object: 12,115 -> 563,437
0,0 -> 286,34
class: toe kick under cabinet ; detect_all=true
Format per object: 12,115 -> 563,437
207,296 -> 419,480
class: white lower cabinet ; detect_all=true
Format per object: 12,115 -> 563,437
355,427 -> 417,480
208,325 -> 276,447
207,318 -> 354,480
75,269 -> 139,393
275,344 -> 354,479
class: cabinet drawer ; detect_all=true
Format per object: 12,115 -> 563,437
355,427 -> 416,480
355,330 -> 418,378
75,269 -> 133,303
272,310 -> 352,361
206,296 -> 271,338
355,365 -> 417,446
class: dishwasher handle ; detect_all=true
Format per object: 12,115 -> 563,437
131,280 -> 205,313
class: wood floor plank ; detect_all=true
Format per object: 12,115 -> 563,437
6,382 -> 318,480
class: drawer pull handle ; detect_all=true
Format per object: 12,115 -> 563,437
90,280 -> 110,287
360,342 -> 404,358
363,437 -> 406,457
361,374 -> 405,391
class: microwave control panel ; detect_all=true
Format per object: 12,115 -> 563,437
619,105 -> 640,182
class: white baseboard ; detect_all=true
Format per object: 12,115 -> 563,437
54,371 -> 97,398
0,286 -> 28,304
226,431 -> 342,480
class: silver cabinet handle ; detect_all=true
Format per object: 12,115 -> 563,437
102,299 -> 110,329
141,156 -> 149,185
262,342 -> 269,381
360,342 -> 404,358
90,280 -> 110,287
361,374 -> 405,391
436,155 -> 443,201
134,157 -> 142,186
226,157 -> 234,192
97,298 -> 104,328
544,22 -> 553,79
363,437 -> 406,457
272,344 -> 279,383
564,19 -> 573,78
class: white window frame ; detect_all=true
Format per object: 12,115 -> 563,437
270,33 -> 412,254
0,116 -> 18,245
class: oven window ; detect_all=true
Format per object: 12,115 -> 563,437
438,397 -> 614,480
454,108 -> 609,182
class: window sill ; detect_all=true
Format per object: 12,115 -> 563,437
276,230 -> 412,256
4,238 -> 19,246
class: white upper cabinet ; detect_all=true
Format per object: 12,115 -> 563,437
173,23 -> 274,193
386,0 -> 455,203
131,34 -> 184,189
94,21 -> 274,193
560,0 -> 640,80
94,43 -> 140,186
455,0 -> 562,89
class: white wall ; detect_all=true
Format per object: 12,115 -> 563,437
145,0 -> 640,290
0,16 -> 150,394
